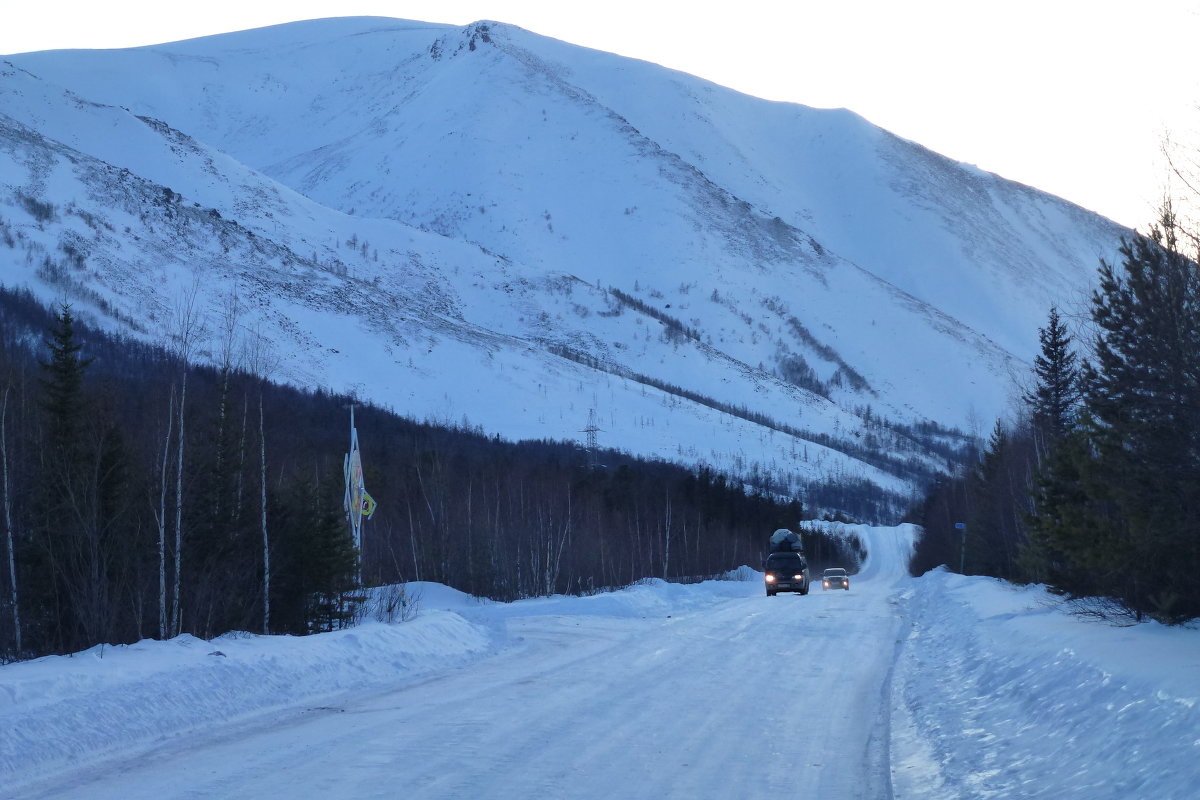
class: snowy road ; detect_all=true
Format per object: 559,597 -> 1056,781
9,525 -> 1197,799
15,528 -> 914,800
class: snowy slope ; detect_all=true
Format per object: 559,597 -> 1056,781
9,18 -> 1121,359
2,526 -> 1194,799
0,18 -> 1130,509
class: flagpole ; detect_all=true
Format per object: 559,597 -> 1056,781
344,403 -> 378,588
344,404 -> 362,585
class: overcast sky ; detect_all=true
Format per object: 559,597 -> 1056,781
5,0 -> 1200,229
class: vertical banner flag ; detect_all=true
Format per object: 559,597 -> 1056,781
343,406 -> 376,574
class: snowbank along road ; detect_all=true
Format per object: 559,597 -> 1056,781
6,525 -> 916,799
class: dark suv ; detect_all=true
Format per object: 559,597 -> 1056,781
764,552 -> 810,596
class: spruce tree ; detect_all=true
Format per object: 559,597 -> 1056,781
39,306 -> 92,458
1022,305 -> 1084,586
34,307 -> 95,651
1024,305 -> 1080,448
1082,207 -> 1200,620
1024,421 -> 1113,595
271,471 -> 359,634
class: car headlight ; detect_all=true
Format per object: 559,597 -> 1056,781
765,574 -> 776,582
794,574 -> 804,580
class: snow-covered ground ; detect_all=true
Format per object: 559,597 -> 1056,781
892,569 -> 1200,799
2,525 -> 1196,799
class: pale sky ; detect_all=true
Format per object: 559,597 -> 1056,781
5,0 -> 1200,230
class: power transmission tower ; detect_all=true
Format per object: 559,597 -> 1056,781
582,408 -> 602,469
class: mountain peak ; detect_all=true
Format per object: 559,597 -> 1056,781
0,17 -> 1127,515
429,20 -> 502,60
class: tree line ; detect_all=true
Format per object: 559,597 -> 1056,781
910,205 -> 1200,623
0,286 -> 861,661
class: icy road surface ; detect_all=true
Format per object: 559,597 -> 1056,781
11,528 -> 913,800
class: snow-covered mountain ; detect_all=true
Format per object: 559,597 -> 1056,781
0,18 -> 1128,510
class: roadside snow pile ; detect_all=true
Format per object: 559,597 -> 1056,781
892,567 -> 1200,799
0,611 -> 493,785
0,575 -> 758,791
722,564 -> 761,582
474,574 -> 761,622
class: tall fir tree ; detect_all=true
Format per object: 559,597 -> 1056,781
270,471 -> 359,634
34,307 -> 95,651
1084,208 -> 1200,620
1025,206 -> 1200,621
39,306 -> 92,459
1024,305 -> 1080,450
1022,305 -> 1085,587
1024,420 -> 1115,595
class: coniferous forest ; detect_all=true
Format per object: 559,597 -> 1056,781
910,205 -> 1200,624
0,286 -> 861,661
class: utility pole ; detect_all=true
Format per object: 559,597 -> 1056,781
956,522 -> 966,573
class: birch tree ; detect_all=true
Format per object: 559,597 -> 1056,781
661,492 -> 672,578
245,327 -> 277,634
2,386 -> 20,656
154,387 -> 174,639
169,283 -> 205,636
212,290 -> 243,526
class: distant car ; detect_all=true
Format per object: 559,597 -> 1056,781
822,568 -> 849,591
764,551 -> 810,596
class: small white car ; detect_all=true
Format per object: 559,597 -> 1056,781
822,567 -> 850,590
